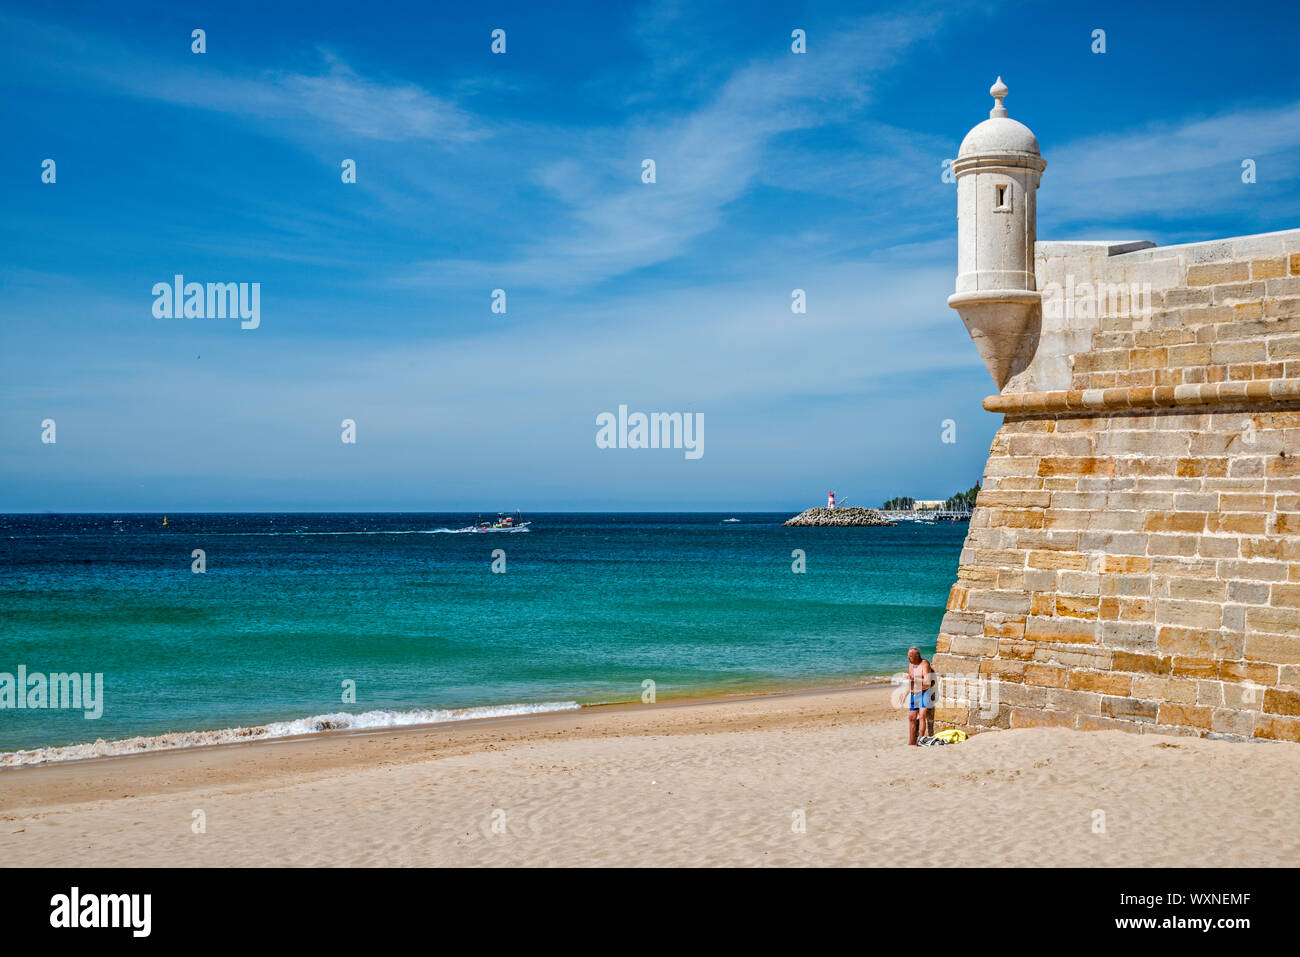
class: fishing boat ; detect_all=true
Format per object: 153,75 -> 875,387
462,512 -> 531,533
722,517 -> 740,523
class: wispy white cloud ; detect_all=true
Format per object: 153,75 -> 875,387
398,10 -> 949,292
1044,100 -> 1300,231
1,13 -> 483,145
153,50 -> 485,144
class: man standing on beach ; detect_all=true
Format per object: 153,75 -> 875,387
906,647 -> 934,746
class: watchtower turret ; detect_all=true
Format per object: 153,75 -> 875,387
948,77 -> 1046,390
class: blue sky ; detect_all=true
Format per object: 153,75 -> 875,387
3,0 -> 1299,511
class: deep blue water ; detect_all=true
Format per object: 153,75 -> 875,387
0,513 -> 964,752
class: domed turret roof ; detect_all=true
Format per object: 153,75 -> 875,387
957,77 -> 1040,157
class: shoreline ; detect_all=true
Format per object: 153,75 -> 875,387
0,677 -> 896,773
0,684 -> 902,819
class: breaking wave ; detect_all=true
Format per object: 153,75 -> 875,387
0,700 -> 582,768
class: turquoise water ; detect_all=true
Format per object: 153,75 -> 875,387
0,513 -> 964,753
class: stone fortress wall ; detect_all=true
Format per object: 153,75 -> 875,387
933,231 -> 1300,742
931,79 -> 1300,741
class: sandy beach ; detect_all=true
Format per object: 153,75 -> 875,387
2,684 -> 1297,867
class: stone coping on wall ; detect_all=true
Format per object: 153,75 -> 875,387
1035,227 -> 1300,264
984,378 -> 1300,415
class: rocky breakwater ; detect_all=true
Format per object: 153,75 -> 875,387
782,507 -> 895,527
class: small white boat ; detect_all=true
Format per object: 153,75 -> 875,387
722,517 -> 740,523
459,512 -> 532,533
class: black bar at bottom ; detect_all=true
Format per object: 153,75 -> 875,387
0,867 -> 1273,943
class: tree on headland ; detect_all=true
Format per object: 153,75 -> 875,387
944,482 -> 981,511
880,496 -> 914,510
880,483 -> 980,511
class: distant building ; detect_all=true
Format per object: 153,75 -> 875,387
912,500 -> 945,511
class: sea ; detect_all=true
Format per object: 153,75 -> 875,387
0,512 -> 965,763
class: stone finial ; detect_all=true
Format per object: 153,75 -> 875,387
989,76 -> 1009,118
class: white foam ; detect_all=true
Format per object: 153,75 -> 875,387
0,700 -> 582,768
210,528 -> 468,536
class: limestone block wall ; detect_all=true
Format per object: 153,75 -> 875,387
933,229 -> 1300,741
